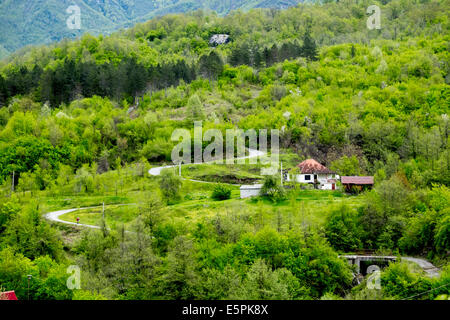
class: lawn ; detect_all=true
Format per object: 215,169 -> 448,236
58,204 -> 141,230
162,151 -> 303,185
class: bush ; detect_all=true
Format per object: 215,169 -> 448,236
261,175 -> 286,203
159,170 -> 182,203
325,205 -> 362,252
212,184 -> 232,201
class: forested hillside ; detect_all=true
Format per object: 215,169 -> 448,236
0,0 -> 303,59
0,0 -> 449,301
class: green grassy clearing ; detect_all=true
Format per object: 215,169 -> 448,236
58,204 -> 140,229
160,151 -> 302,185
37,156 -> 363,234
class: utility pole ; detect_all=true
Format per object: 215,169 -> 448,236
27,274 -> 32,300
179,161 -> 182,177
11,171 -> 15,194
280,162 -> 283,186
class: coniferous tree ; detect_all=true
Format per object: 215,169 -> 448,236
351,44 -> 356,58
198,50 -> 224,80
240,43 -> 251,66
253,49 -> 263,68
265,44 -> 279,66
80,61 -> 99,98
279,43 -> 291,61
229,45 -> 242,66
0,75 -> 6,107
263,47 -> 271,67
301,21 -> 318,61
124,58 -> 147,98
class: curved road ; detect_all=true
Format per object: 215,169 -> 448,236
46,148 -> 266,227
45,209 -> 441,277
148,148 -> 266,180
45,204 -> 137,230
402,257 -> 441,277
45,207 -> 102,229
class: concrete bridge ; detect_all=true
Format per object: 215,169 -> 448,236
340,255 -> 440,277
340,255 -> 396,275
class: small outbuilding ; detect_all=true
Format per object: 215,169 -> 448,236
240,184 -> 263,199
341,176 -> 374,193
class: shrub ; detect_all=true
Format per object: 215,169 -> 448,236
212,184 -> 232,201
159,170 -> 182,203
261,175 -> 286,203
325,205 -> 363,252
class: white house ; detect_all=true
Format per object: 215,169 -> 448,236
209,34 -> 230,46
287,159 -> 339,190
240,184 -> 263,199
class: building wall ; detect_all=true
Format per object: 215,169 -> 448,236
240,188 -> 261,199
292,173 -> 337,184
320,183 -> 335,190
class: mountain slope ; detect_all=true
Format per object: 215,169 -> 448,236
0,0 -> 304,59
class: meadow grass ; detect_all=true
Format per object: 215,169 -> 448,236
58,204 -> 140,229
38,159 -> 364,232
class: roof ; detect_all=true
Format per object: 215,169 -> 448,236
297,159 -> 335,174
240,184 -> 263,190
0,291 -> 18,300
209,34 -> 230,45
341,176 -> 374,185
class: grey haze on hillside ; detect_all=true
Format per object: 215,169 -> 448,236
0,0 -> 304,59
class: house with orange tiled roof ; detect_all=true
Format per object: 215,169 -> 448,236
287,159 -> 339,190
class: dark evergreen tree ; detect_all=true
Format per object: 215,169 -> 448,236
124,58 -> 147,98
172,60 -> 194,84
229,44 -> 251,67
0,75 -> 6,107
241,44 -> 252,66
198,50 -> 224,80
279,43 -> 292,61
291,40 -> 303,58
253,49 -> 263,68
80,61 -> 99,98
266,44 -> 279,66
301,21 -> 319,61
30,65 -> 43,87
5,67 -> 27,97
263,47 -> 271,67
229,46 -> 242,66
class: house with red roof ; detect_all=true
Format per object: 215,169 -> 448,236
288,159 -> 339,190
286,158 -> 374,192
0,290 -> 18,300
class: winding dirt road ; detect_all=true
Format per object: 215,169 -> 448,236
148,148 -> 266,179
44,207 -> 102,229
45,149 -> 266,227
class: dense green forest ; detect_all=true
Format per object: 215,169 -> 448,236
0,0 -> 303,59
0,0 -> 449,300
